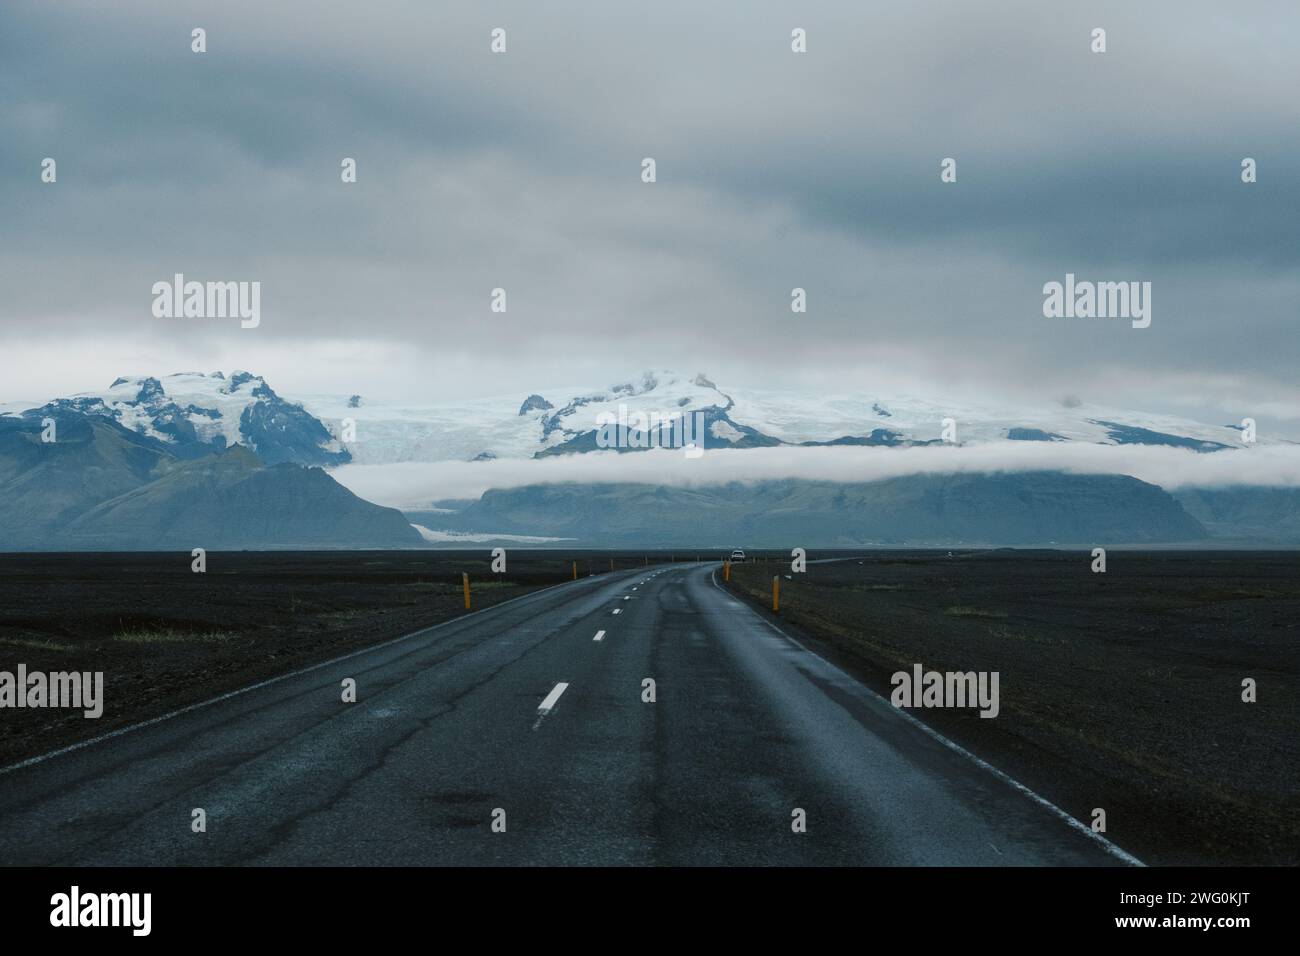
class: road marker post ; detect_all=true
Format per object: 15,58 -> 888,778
609,558 -> 614,572
572,561 -> 578,580
772,575 -> 780,612
462,572 -> 471,609
724,560 -> 730,582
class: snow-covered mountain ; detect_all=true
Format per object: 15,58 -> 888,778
0,368 -> 1260,468
306,367 -> 1257,463
4,371 -> 349,467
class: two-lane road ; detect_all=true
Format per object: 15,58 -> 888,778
0,563 -> 1137,866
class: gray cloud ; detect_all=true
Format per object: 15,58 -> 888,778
1,0 -> 1297,435
334,443 -> 1300,510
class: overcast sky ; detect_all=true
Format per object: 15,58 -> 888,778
2,0 -> 1297,436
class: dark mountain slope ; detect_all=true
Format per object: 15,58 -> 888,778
1175,486 -> 1300,544
433,472 -> 1207,547
0,413 -> 419,550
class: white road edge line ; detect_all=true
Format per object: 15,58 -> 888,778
537,682 -> 569,714
593,630 -> 606,642
708,569 -> 1146,868
0,570 -> 618,777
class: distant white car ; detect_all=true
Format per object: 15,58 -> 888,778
729,549 -> 746,562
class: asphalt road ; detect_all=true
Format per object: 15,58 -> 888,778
0,563 -> 1136,866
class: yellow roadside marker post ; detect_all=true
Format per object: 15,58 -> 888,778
462,572 -> 471,610
772,575 -> 780,612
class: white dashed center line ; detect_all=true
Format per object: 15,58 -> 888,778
593,630 -> 606,642
537,682 -> 569,715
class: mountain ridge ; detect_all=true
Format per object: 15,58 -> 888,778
3,368 -> 1263,469
409,472 -> 1209,548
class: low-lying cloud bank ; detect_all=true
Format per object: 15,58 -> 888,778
333,442 -> 1300,510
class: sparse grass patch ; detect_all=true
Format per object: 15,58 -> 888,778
114,628 -> 238,645
403,579 -> 519,592
317,610 -> 372,626
0,636 -> 75,652
944,605 -> 1007,619
986,626 -> 1063,646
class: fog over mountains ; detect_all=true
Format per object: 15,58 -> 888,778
1,369 -> 1296,549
